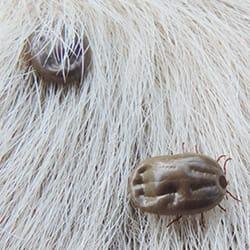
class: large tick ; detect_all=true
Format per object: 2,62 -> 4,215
128,152 -> 240,227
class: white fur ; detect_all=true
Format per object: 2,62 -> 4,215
0,1 -> 249,249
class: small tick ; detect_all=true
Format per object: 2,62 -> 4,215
26,34 -> 91,85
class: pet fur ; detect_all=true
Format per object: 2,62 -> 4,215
0,1 -> 249,249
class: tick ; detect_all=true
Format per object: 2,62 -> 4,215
128,153 -> 240,227
26,34 -> 91,85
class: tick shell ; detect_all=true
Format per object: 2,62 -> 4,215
128,153 -> 227,215
26,35 -> 91,85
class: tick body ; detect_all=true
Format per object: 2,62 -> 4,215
128,153 -> 228,215
26,35 -> 91,85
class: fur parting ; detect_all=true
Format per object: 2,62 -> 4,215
0,0 -> 249,249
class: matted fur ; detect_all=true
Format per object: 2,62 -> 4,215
0,1 -> 249,249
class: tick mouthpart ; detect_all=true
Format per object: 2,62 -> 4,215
219,175 -> 227,189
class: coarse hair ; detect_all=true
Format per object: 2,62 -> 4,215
0,1 -> 249,249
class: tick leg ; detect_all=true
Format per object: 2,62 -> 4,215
226,190 -> 241,202
223,157 -> 232,174
167,215 -> 182,228
216,154 -> 227,162
200,213 -> 205,228
218,204 -> 226,212
194,144 -> 202,153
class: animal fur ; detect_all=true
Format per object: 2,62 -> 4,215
0,1 -> 249,249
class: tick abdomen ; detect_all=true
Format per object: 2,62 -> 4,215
129,153 -> 227,215
26,35 -> 91,85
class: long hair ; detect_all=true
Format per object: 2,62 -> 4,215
0,1 -> 249,249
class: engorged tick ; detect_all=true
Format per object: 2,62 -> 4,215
128,153 -> 240,227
